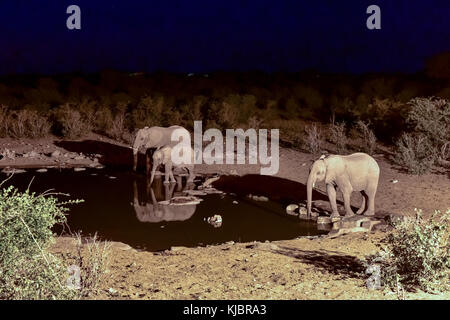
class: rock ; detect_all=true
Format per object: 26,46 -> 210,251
109,176 -> 117,179
317,216 -> 332,224
229,169 -> 239,175
336,215 -> 372,229
1,149 -> 16,160
232,200 -> 238,205
248,194 -> 269,202
184,190 -> 208,196
310,210 -> 319,218
51,150 -> 61,158
29,151 -> 39,158
36,168 -> 47,173
286,204 -> 299,215
327,226 -> 369,238
203,187 -> 224,195
205,214 -> 223,228
202,176 -> 220,188
2,167 -> 25,174
391,179 -> 399,184
298,207 -> 308,216
74,167 -> 86,172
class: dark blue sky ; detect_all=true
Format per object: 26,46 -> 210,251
1,0 -> 449,74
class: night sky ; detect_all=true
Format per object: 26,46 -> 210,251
1,0 -> 449,74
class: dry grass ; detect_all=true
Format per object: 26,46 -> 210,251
304,123 -> 323,154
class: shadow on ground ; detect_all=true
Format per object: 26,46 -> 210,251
273,246 -> 365,279
55,139 -> 149,171
212,174 -> 354,211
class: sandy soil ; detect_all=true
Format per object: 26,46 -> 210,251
1,135 -> 449,300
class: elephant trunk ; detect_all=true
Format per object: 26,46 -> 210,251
306,172 -> 316,217
133,148 -> 139,172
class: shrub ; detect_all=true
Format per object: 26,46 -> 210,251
355,120 -> 377,154
328,121 -> 348,154
304,123 -> 323,154
54,104 -> 93,139
131,96 -> 164,128
393,133 -> 436,175
365,208 -> 450,293
106,112 -> 129,142
0,181 -> 83,299
69,233 -> 111,297
406,97 -> 450,148
1,109 -> 51,138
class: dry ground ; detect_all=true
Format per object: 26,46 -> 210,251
1,134 -> 449,300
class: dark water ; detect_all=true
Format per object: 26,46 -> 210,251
2,168 -> 327,251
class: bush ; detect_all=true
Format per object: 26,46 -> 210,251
406,97 -> 450,148
393,133 -> 437,175
328,121 -> 348,154
0,107 -> 51,138
304,123 -> 323,154
355,120 -> 377,154
365,208 -> 450,293
0,182 -> 83,299
54,104 -> 93,139
68,233 -> 111,297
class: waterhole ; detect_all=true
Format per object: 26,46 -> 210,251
2,168 -> 328,251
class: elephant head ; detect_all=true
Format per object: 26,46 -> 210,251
306,156 -> 327,216
132,126 -> 190,172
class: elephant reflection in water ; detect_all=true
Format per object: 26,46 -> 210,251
133,176 -> 198,223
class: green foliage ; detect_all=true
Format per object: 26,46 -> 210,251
0,182 -> 83,299
394,133 -> 436,175
365,209 -> 450,293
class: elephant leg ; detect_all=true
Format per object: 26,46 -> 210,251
145,150 -> 152,176
186,165 -> 195,183
326,184 -> 340,217
342,189 -> 355,217
133,180 -> 139,205
169,169 -> 176,183
164,163 -> 175,184
364,183 -> 377,216
149,161 -> 158,185
356,191 -> 367,215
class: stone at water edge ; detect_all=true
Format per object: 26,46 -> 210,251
317,216 -> 333,224
286,204 -> 299,215
298,207 -> 308,216
36,168 -> 48,173
51,150 -> 61,158
74,167 -> 86,172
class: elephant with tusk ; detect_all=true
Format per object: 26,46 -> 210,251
306,153 -> 380,218
132,125 -> 190,172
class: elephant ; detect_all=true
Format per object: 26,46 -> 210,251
306,153 -> 380,218
132,125 -> 190,172
149,145 -> 195,185
133,179 -> 199,223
